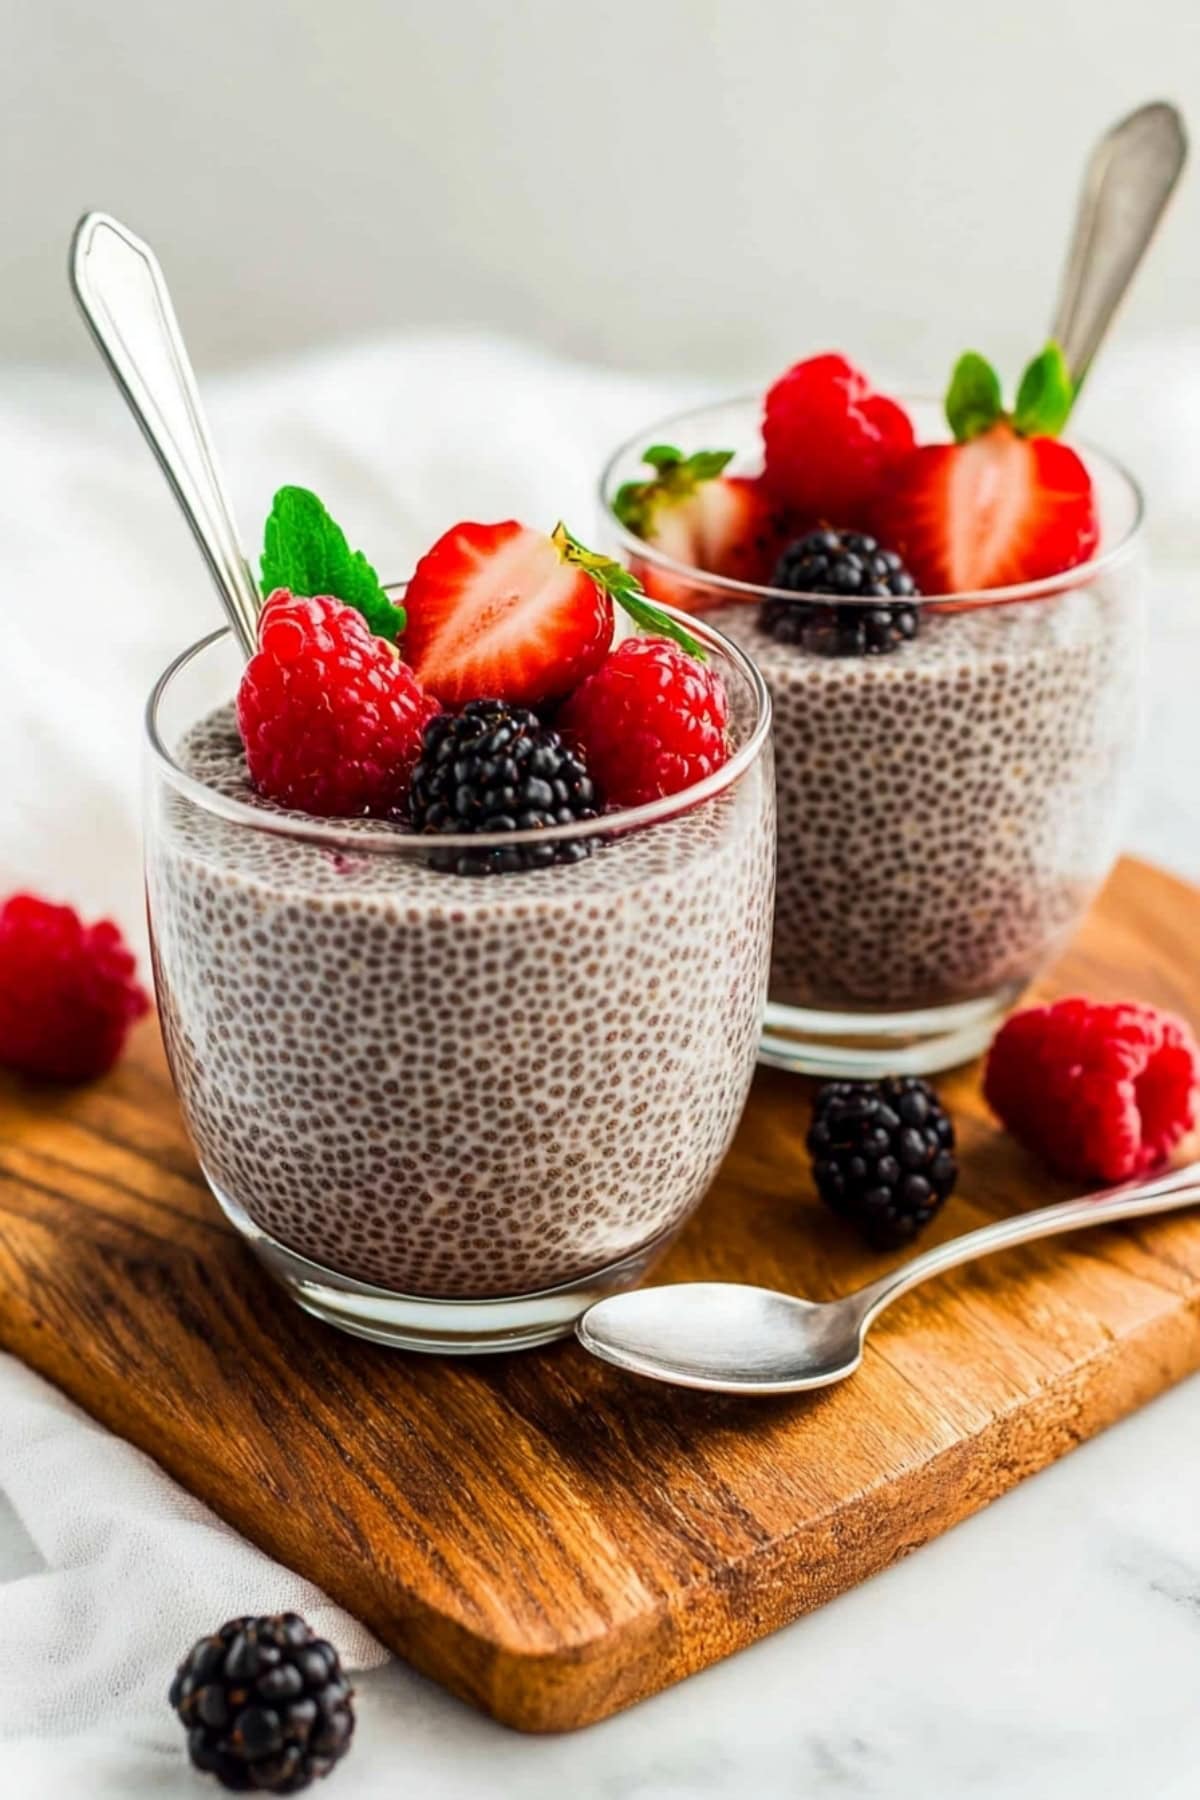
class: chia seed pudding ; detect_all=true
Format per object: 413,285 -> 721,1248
147,693 -> 774,1301
712,582 -> 1142,1013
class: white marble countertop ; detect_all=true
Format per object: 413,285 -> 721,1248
1,338 -> 1198,1798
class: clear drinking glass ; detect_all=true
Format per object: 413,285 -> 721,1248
600,397 -> 1146,1077
144,599 -> 775,1353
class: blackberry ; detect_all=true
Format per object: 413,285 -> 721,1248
169,1613 -> 354,1793
408,698 -> 600,876
762,528 -> 920,656
807,1077 -> 957,1249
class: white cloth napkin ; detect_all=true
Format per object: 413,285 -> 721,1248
0,1355 -> 384,1791
1,331 -> 1199,1797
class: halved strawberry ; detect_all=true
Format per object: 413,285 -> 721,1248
614,447 -> 787,608
402,520 -> 616,707
874,427 -> 1099,594
763,354 -> 915,522
402,521 -> 703,707
871,344 -> 1099,595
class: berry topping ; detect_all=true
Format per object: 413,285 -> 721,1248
873,343 -> 1099,594
763,354 -> 916,522
807,1077 -> 958,1249
399,522 -> 607,709
170,1612 -> 354,1794
0,894 -> 150,1082
408,699 -> 600,875
237,589 -> 440,817
260,484 -> 403,642
614,445 -> 786,601
984,997 -> 1200,1183
762,528 -> 920,656
558,635 -> 730,809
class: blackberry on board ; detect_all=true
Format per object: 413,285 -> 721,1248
762,528 -> 920,656
807,1077 -> 957,1248
169,1612 -> 354,1793
408,698 -> 600,875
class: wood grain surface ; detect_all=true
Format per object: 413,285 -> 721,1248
2,856 -> 1199,1733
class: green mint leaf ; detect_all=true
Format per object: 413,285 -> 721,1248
1013,341 -> 1075,438
551,522 -> 706,660
945,352 -> 1004,442
610,443 -> 735,539
260,486 -> 403,640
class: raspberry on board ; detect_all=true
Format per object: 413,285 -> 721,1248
237,589 -> 440,817
984,996 -> 1200,1183
558,635 -> 730,809
0,893 -> 150,1082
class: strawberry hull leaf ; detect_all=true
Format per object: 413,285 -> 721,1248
1013,342 -> 1075,439
260,486 -> 403,641
942,340 -> 1076,446
611,587 -> 707,653
945,352 -> 1004,443
552,523 -> 706,660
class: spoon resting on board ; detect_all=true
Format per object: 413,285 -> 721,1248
69,211 -> 261,659
577,1160 -> 1200,1395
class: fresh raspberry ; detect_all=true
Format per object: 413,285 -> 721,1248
0,894 -> 150,1082
237,589 -> 440,817
762,353 -> 915,521
558,636 -> 730,808
984,997 -> 1200,1183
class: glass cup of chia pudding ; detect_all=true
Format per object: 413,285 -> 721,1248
599,355 -> 1146,1078
145,582 -> 774,1354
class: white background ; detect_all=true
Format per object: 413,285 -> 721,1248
5,0 -> 1200,383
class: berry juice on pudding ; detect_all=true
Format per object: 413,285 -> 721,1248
146,497 -> 774,1352
601,348 -> 1146,1076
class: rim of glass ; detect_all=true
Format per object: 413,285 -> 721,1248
599,391 -> 1147,609
144,600 -> 773,854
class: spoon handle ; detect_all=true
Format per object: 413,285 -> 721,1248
69,212 -> 261,659
857,1158 -> 1200,1327
1050,101 -> 1187,390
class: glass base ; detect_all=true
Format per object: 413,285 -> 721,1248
209,1179 -> 677,1353
759,987 -> 1020,1078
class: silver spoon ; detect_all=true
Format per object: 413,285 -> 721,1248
1051,100 -> 1187,389
577,1160 -> 1200,1394
69,211 -> 261,658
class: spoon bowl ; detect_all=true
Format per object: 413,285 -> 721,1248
578,1283 -> 867,1394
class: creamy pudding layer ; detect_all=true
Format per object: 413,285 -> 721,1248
149,707 -> 774,1297
714,584 -> 1141,1012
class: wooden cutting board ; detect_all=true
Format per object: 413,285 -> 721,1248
2,855 -> 1199,1734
